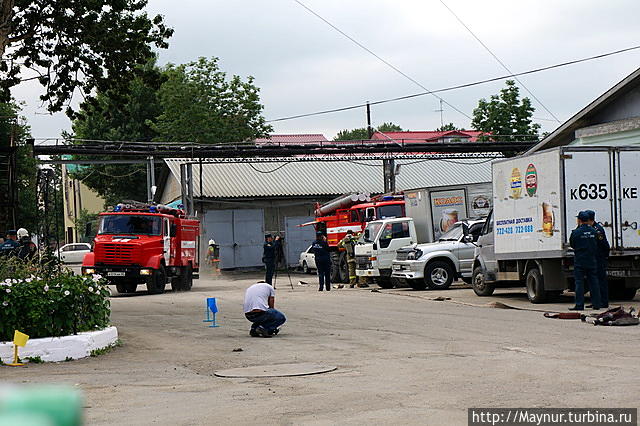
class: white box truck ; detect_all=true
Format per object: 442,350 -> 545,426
355,183 -> 492,287
472,146 -> 640,303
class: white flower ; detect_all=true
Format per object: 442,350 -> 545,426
4,278 -> 11,283
5,282 -> 11,287
25,278 -> 32,283
2,301 -> 8,306
88,286 -> 94,292
44,285 -> 49,292
5,288 -> 11,293
64,290 -> 70,296
11,279 -> 17,284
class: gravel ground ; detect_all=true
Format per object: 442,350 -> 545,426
4,268 -> 639,425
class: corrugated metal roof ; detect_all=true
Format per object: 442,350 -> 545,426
163,157 -> 492,200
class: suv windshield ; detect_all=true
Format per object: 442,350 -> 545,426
98,215 -> 162,236
362,223 -> 383,243
438,223 -> 463,241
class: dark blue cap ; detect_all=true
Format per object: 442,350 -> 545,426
585,210 -> 595,220
577,211 -> 590,221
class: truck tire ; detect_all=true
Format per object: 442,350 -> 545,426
472,266 -> 494,296
171,264 -> 193,292
181,264 -> 193,291
377,276 -> 394,289
408,279 -> 427,290
148,265 -> 166,294
525,268 -> 547,304
338,253 -> 349,283
330,252 -> 341,283
610,284 -> 637,301
116,282 -> 137,294
424,261 -> 454,290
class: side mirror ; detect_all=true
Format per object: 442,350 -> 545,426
170,224 -> 177,237
462,223 -> 470,236
463,234 -> 474,243
372,243 -> 378,251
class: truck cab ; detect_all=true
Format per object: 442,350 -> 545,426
82,203 -> 200,295
355,218 -> 416,288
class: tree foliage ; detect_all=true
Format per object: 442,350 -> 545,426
436,123 -> 460,131
334,122 -> 404,141
71,57 -> 272,204
151,57 -> 272,143
70,60 -> 164,206
0,101 -> 62,240
0,0 -> 173,116
471,80 -> 540,142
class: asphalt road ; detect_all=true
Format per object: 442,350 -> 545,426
4,269 -> 640,425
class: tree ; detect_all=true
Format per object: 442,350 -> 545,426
436,123 -> 460,131
471,80 -> 540,142
0,101 -> 63,242
0,0 -> 173,116
70,60 -> 164,205
151,57 -> 272,143
334,122 -> 404,141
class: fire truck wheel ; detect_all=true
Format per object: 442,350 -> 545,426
377,277 -> 394,289
116,282 -> 137,294
330,253 -> 341,283
148,265 -> 167,294
180,264 -> 193,291
338,253 -> 348,283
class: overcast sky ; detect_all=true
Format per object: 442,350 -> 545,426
13,0 -> 640,141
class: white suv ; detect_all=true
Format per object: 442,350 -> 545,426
391,220 -> 485,290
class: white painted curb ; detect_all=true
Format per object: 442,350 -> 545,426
0,326 -> 118,363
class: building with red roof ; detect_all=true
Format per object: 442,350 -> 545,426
371,130 -> 484,143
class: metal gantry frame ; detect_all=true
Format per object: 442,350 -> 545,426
32,138 -> 536,222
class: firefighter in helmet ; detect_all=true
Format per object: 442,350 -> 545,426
338,230 -> 358,288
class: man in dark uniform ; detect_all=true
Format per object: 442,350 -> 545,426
311,231 -> 331,291
262,234 -> 280,285
569,211 -> 601,311
585,210 -> 610,309
0,230 -> 20,257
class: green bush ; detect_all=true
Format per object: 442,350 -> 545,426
0,257 -> 111,342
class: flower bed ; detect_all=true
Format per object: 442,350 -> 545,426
0,257 -> 111,343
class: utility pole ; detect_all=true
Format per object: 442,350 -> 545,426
366,102 -> 373,139
436,99 -> 444,128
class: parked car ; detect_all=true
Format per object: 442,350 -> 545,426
56,243 -> 92,264
299,246 -> 317,273
391,219 -> 485,290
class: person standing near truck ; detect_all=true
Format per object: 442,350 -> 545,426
338,230 -> 357,288
586,210 -> 610,309
311,231 -> 331,291
569,211 -> 601,311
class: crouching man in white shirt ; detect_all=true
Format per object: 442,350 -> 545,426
244,281 -> 286,337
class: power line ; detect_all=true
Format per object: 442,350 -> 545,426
266,44 -> 640,123
293,0 -> 472,120
438,0 -> 561,123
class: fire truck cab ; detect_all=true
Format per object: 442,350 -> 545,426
82,203 -> 200,294
311,194 -> 405,282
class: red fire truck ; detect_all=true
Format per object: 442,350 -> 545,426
82,203 -> 200,294
310,193 -> 405,282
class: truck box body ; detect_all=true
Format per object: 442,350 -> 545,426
492,146 -> 640,260
404,182 -> 492,244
